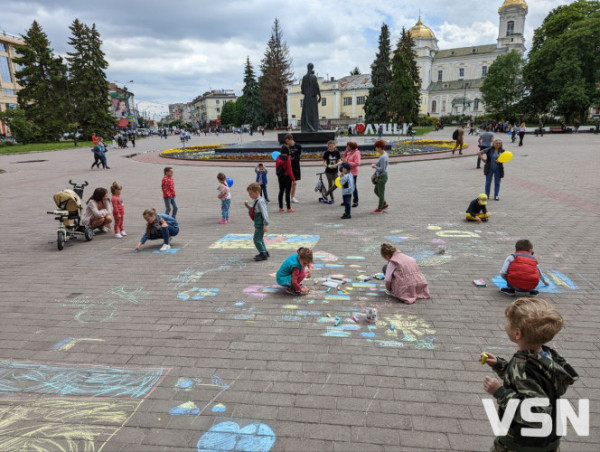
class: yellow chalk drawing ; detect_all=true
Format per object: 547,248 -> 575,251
0,398 -> 142,452
436,230 -> 480,238
547,272 -> 570,289
210,234 -> 319,250
377,314 -> 436,341
52,338 -> 105,351
427,225 -> 442,230
282,305 -> 298,310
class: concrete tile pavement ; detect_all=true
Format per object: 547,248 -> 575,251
0,130 -> 599,451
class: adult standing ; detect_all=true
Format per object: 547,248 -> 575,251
478,139 -> 505,201
300,63 -> 321,133
371,140 -> 389,213
82,187 -> 113,232
518,122 -> 526,146
276,145 -> 296,213
285,134 -> 302,203
538,120 -> 544,137
477,126 -> 494,169
342,141 -> 361,207
377,125 -> 383,139
452,126 -> 465,155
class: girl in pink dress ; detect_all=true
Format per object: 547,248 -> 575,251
381,243 -> 430,304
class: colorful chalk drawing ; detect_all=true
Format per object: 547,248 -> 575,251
0,361 -> 168,452
54,286 -> 148,323
152,248 -> 179,254
197,418 -> 276,452
212,403 -> 227,413
243,284 -> 283,300
51,337 -> 105,351
178,287 -> 220,301
169,401 -> 200,415
314,222 -> 342,228
174,375 -> 230,392
313,250 -> 339,262
491,270 -> 578,294
172,256 -> 247,288
210,234 -> 319,250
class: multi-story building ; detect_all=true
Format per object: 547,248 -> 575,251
190,90 -> 237,125
412,0 -> 528,117
0,31 -> 24,137
286,74 -> 372,126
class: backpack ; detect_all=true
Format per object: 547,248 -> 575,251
452,129 -> 459,140
276,156 -> 287,178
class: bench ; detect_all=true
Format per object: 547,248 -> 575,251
550,127 -> 572,133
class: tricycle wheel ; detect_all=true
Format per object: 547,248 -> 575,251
57,231 -> 65,250
85,227 -> 94,241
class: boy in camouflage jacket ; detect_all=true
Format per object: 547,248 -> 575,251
481,298 -> 578,452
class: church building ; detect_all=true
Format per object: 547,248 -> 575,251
412,0 -> 528,118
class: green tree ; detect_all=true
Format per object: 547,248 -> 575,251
350,67 -> 361,75
389,28 -> 421,124
523,0 -> 600,122
67,19 -> 115,139
0,108 -> 42,143
364,24 -> 392,123
259,18 -> 294,127
480,50 -> 525,121
13,21 -> 68,141
241,57 -> 263,127
220,99 -> 238,126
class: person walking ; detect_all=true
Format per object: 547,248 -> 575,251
371,140 -> 389,213
478,139 -> 506,201
518,122 -> 526,146
477,126 -> 494,169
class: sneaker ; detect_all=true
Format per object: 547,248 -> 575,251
225,219 -> 229,223
500,288 -> 515,296
318,197 -> 324,203
218,219 -> 227,224
105,166 -> 111,169
291,197 -> 299,203
382,204 -> 389,210
160,244 -> 171,252
326,200 -> 333,204
529,290 -> 539,296
287,208 -> 295,213
115,233 -> 123,238
340,202 -> 345,206
285,287 -> 300,295
254,253 -> 268,261
372,209 -> 383,214
352,203 -> 358,208
120,231 -> 127,236
101,227 -> 110,233
341,214 -> 351,219
494,196 -> 500,201
279,208 -> 285,212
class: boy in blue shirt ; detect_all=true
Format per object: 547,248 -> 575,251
339,163 -> 355,219
466,193 -> 490,222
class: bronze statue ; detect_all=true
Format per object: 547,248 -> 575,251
300,63 -> 321,132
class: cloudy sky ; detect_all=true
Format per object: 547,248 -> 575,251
2,0 -> 571,116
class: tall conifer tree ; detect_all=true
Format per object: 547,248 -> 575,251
14,20 -> 68,141
389,28 -> 421,124
364,24 -> 392,123
242,57 -> 263,127
67,20 -> 115,138
259,19 -> 293,127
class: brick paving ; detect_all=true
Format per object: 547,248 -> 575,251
0,130 -> 598,451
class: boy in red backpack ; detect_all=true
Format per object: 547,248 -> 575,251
500,239 -> 549,296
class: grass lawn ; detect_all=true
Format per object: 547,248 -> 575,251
0,141 -> 95,155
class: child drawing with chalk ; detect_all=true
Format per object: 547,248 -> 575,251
276,247 -> 313,295
217,172 -> 231,224
466,193 -> 490,222
480,298 -> 577,452
500,239 -> 549,296
134,208 -> 179,252
244,182 -> 269,261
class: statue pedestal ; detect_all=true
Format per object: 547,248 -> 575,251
277,131 -> 335,144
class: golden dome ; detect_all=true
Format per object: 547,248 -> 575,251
409,17 -> 436,39
498,0 -> 527,13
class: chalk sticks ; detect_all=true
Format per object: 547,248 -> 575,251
352,315 -> 359,323
334,317 -> 341,326
480,353 -> 488,365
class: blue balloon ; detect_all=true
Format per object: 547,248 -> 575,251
226,177 -> 234,187
271,151 -> 280,161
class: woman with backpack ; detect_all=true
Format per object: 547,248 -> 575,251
275,145 -> 296,213
452,126 -> 464,155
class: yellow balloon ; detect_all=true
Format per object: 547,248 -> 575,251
335,177 -> 342,188
497,151 -> 513,163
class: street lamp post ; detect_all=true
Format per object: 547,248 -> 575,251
462,82 -> 469,123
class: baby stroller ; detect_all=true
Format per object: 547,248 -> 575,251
47,180 -> 94,250
314,172 -> 332,204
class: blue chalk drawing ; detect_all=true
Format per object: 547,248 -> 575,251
175,377 -> 197,389
234,315 -> 252,320
197,420 -> 276,452
340,324 -> 361,331
296,310 -> 322,316
0,361 -> 165,398
345,256 -> 366,260
152,248 -> 179,254
325,264 -> 344,268
491,270 -> 577,294
212,403 -> 227,413
51,337 -> 75,350
322,328 -> 351,338
361,332 -> 376,338
234,301 -> 246,307
178,287 -> 220,301
282,315 -> 302,322
174,375 -> 229,392
384,235 -> 409,243
170,401 -> 200,415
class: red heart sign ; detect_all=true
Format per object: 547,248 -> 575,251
355,123 -> 366,134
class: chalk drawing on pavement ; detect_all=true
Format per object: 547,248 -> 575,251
491,269 -> 577,294
170,401 -> 200,416
210,234 -> 319,250
197,418 -> 276,452
51,337 -> 105,351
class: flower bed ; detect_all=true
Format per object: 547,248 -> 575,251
160,140 -> 457,161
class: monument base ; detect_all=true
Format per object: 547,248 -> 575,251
277,131 -> 335,144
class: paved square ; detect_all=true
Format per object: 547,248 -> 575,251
0,130 -> 598,451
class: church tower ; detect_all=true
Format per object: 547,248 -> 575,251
409,17 -> 438,91
497,0 -> 528,53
